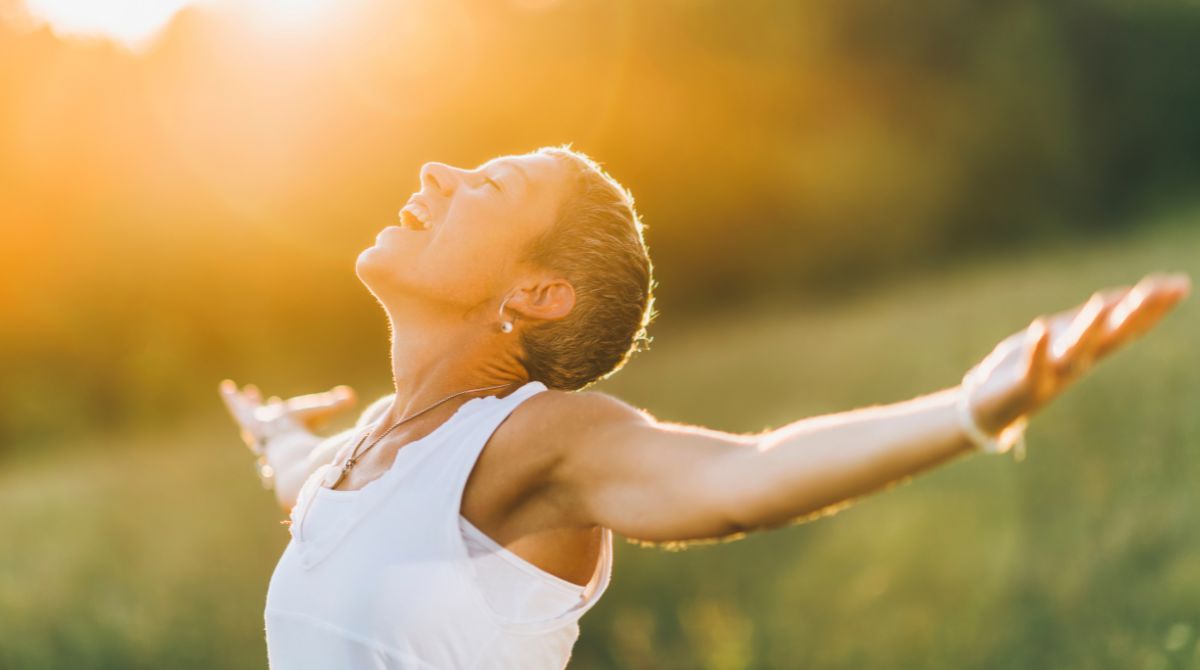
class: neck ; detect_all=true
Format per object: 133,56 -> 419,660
381,301 -> 528,424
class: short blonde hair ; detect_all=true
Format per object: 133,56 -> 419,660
517,145 -> 657,391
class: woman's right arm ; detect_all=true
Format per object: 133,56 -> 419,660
268,393 -> 395,509
219,381 -> 394,511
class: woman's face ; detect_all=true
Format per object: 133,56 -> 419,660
357,151 -> 569,318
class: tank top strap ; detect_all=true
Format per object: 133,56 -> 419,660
431,380 -> 550,506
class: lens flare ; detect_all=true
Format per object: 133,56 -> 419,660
18,0 -> 205,50
11,0 -> 337,51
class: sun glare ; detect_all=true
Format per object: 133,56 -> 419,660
241,0 -> 339,31
20,0 -> 204,50
14,0 -> 338,51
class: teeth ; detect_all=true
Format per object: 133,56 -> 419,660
399,203 -> 432,230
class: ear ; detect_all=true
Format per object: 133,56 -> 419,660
509,276 -> 576,324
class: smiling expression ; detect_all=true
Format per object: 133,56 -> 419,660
356,151 -> 571,318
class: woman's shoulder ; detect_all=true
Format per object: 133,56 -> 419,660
531,387 -> 644,415
511,387 -> 650,440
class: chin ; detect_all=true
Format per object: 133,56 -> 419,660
356,245 -> 424,300
355,245 -> 393,289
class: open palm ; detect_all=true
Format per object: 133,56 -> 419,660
964,272 -> 1191,438
218,380 -> 358,452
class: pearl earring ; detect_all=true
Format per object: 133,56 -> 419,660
498,295 -> 515,333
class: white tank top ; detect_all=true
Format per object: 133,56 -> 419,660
264,381 -> 614,669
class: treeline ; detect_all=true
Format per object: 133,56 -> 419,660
0,0 -> 1197,444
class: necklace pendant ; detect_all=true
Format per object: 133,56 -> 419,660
324,458 -> 355,491
319,382 -> 516,493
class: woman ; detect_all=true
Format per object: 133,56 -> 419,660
219,145 -> 1190,669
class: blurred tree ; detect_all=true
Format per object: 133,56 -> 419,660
1,0 -> 1197,445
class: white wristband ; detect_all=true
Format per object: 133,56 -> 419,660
956,367 -> 1029,461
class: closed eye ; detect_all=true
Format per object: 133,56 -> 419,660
486,177 -> 503,192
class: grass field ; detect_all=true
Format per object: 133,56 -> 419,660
2,217 -> 1198,669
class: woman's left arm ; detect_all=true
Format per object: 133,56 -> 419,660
540,272 -> 1190,546
541,382 -> 977,544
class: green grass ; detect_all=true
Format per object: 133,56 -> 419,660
3,216 -> 1199,669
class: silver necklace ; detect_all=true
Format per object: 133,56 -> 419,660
324,381 -> 518,490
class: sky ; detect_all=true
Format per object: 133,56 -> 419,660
4,0 -> 342,51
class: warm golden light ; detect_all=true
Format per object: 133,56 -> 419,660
240,0 -> 339,31
19,0 -> 203,50
12,0 -> 338,51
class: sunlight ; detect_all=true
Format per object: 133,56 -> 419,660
241,0 -> 340,31
14,0 -> 339,51
20,0 -> 204,50
254,0 -> 334,18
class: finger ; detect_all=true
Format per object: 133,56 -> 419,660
1042,286 -> 1130,349
287,386 -> 360,426
1051,292 -> 1115,372
321,385 -> 358,410
1150,272 -> 1193,304
1125,284 -> 1187,333
219,380 -> 255,419
1025,317 -> 1051,379
288,386 -> 358,411
219,379 -> 240,408
1174,271 -> 1193,299
1107,275 -> 1181,335
218,381 -> 267,442
1130,271 -> 1191,303
1095,276 -> 1190,358
238,427 -> 261,450
244,384 -> 262,404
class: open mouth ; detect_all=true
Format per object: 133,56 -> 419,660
398,201 -> 433,230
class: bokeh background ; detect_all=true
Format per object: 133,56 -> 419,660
2,0 -> 1198,668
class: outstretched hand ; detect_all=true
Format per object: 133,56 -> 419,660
218,380 -> 359,452
964,272 -> 1191,437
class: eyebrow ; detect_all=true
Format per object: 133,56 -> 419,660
492,159 -> 531,194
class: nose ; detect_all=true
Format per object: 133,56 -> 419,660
419,162 -> 460,197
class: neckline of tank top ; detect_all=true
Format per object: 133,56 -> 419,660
317,381 -> 544,499
289,381 -> 547,553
